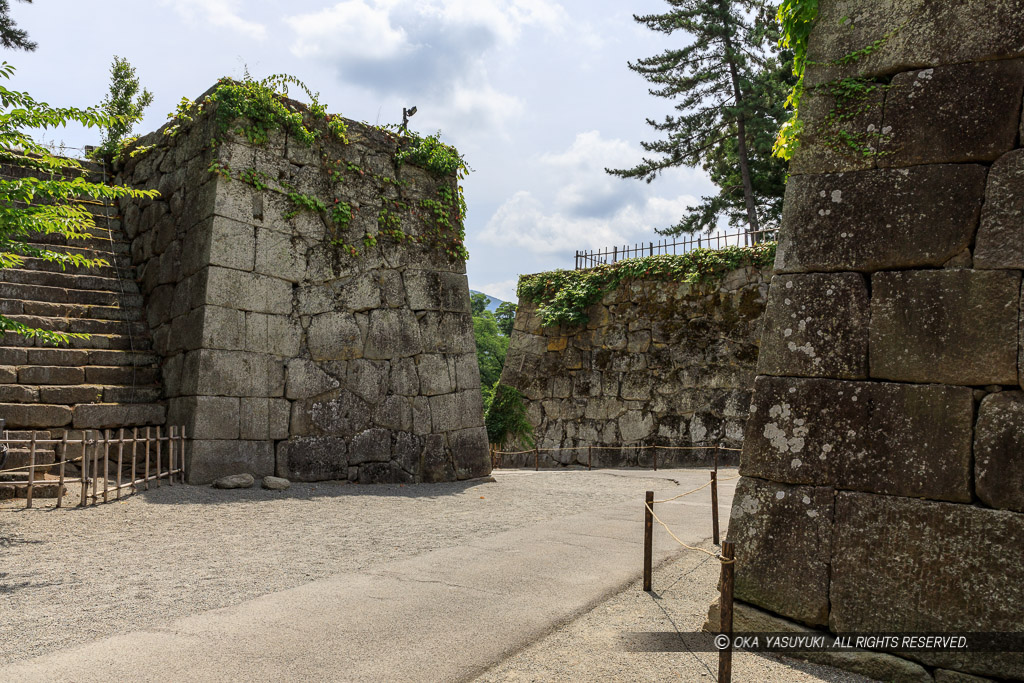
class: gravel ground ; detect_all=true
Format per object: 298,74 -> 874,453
2,468 -> 870,682
473,542 -> 874,683
1,468 -> 688,665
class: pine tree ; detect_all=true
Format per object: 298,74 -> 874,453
607,0 -> 789,237
0,0 -> 35,51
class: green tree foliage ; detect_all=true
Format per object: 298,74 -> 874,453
473,309 -> 508,401
494,301 -> 517,337
470,291 -> 490,316
0,62 -> 158,344
0,0 -> 34,51
95,56 -> 154,160
607,1 -> 790,236
485,384 -> 534,449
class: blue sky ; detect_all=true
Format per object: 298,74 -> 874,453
8,0 -> 717,300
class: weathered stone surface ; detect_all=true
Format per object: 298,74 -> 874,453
187,439 -> 273,484
168,396 -> 239,439
757,273 -> 869,379
348,428 -> 392,465
705,601 -> 932,683
974,149 -> 1024,269
429,390 -> 484,433
72,404 -> 166,429
185,350 -> 285,398
420,434 -> 455,483
804,0 -> 1024,87
776,165 -> 987,273
201,266 -> 292,315
261,475 -> 290,491
881,60 -> 1024,168
743,376 -> 973,501
789,89 -> 884,176
0,403 -> 72,428
364,309 -> 423,359
307,312 -> 363,361
870,270 -> 1020,386
281,436 -> 348,482
933,670 -> 997,683
974,392 -> 1024,513
212,473 -> 255,489
449,426 -> 491,480
285,358 -> 340,399
831,492 -> 1024,678
729,477 -> 833,627
404,270 -> 470,312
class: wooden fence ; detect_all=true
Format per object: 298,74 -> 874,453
574,228 -> 777,270
0,426 -> 186,509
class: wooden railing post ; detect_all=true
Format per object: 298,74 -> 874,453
711,471 -> 720,546
25,432 -> 36,509
643,491 -> 654,592
719,541 -> 736,683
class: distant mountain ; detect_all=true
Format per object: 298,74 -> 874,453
470,290 -> 506,313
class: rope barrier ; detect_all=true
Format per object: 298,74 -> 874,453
493,443 -> 740,455
645,501 -> 734,564
0,456 -> 83,476
652,479 -> 713,504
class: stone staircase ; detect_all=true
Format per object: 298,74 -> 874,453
0,159 -> 165,498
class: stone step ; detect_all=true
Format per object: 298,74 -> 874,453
0,402 -> 166,429
15,254 -> 132,280
3,430 -> 53,440
0,474 -> 66,499
1,448 -> 57,470
0,268 -> 139,294
4,365 -> 160,387
0,331 -> 151,351
0,348 -> 159,368
25,229 -> 130,251
0,384 -> 161,405
0,282 -> 144,308
23,239 -> 130,261
2,314 -> 147,337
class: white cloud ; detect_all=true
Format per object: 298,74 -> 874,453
160,0 -> 266,40
286,0 -> 566,130
480,131 -> 705,254
478,278 -> 521,303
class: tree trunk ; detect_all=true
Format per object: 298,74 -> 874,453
722,21 -> 760,243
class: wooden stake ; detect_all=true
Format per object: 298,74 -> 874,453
116,427 -> 124,500
643,491 -> 654,592
80,431 -> 90,507
179,425 -> 186,483
92,432 -> 100,505
168,426 -> 175,487
102,429 -> 110,503
653,446 -> 657,471
56,432 -> 67,508
155,425 -> 162,487
588,445 -> 592,471
711,471 -> 720,546
719,541 -> 735,683
26,432 -> 36,509
130,427 -> 138,493
534,446 -> 539,471
144,426 -> 150,491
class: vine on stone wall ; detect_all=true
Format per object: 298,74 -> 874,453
518,244 -> 776,328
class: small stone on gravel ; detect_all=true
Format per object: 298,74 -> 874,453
212,473 -> 255,489
262,476 -> 291,491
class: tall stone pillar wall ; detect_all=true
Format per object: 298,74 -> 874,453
728,2 -> 1024,679
499,266 -> 769,468
117,87 -> 489,485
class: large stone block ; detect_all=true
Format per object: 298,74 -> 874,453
207,215 -> 256,272
729,477 -> 833,627
831,493 -> 1024,678
348,428 -> 392,465
404,270 -> 470,312
184,349 -> 286,398
449,426 -> 491,480
416,354 -> 454,396
804,0 -> 1024,87
198,305 -> 246,351
974,391 -> 1024,513
418,311 -> 475,354
280,436 -> 348,481
974,150 -> 1024,269
0,403 -> 71,428
185,439 -> 274,484
364,308 -> 423,359
289,389 -> 371,438
788,89 -> 884,176
879,60 -> 1024,167
285,358 -> 340,399
201,266 -> 293,315
429,390 -> 484,433
253,227 -> 305,283
870,270 -> 1020,386
743,376 -> 972,502
307,312 -> 363,361
72,404 -> 166,429
776,165 -> 986,273
238,397 -> 290,440
757,273 -> 869,379
167,395 -> 239,439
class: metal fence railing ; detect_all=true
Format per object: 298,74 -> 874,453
574,228 -> 777,270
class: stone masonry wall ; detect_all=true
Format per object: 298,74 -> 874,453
499,266 -> 769,467
116,89 -> 490,484
728,2 -> 1024,679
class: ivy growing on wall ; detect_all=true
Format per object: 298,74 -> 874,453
518,244 -> 776,328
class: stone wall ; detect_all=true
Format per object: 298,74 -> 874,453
498,266 -> 769,467
728,2 -> 1024,679
116,87 -> 490,484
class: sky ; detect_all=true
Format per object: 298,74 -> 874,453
7,0 -> 719,301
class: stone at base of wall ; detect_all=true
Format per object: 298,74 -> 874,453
185,439 -> 275,484
704,600 -> 932,682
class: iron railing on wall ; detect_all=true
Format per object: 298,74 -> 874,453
574,228 -> 777,270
